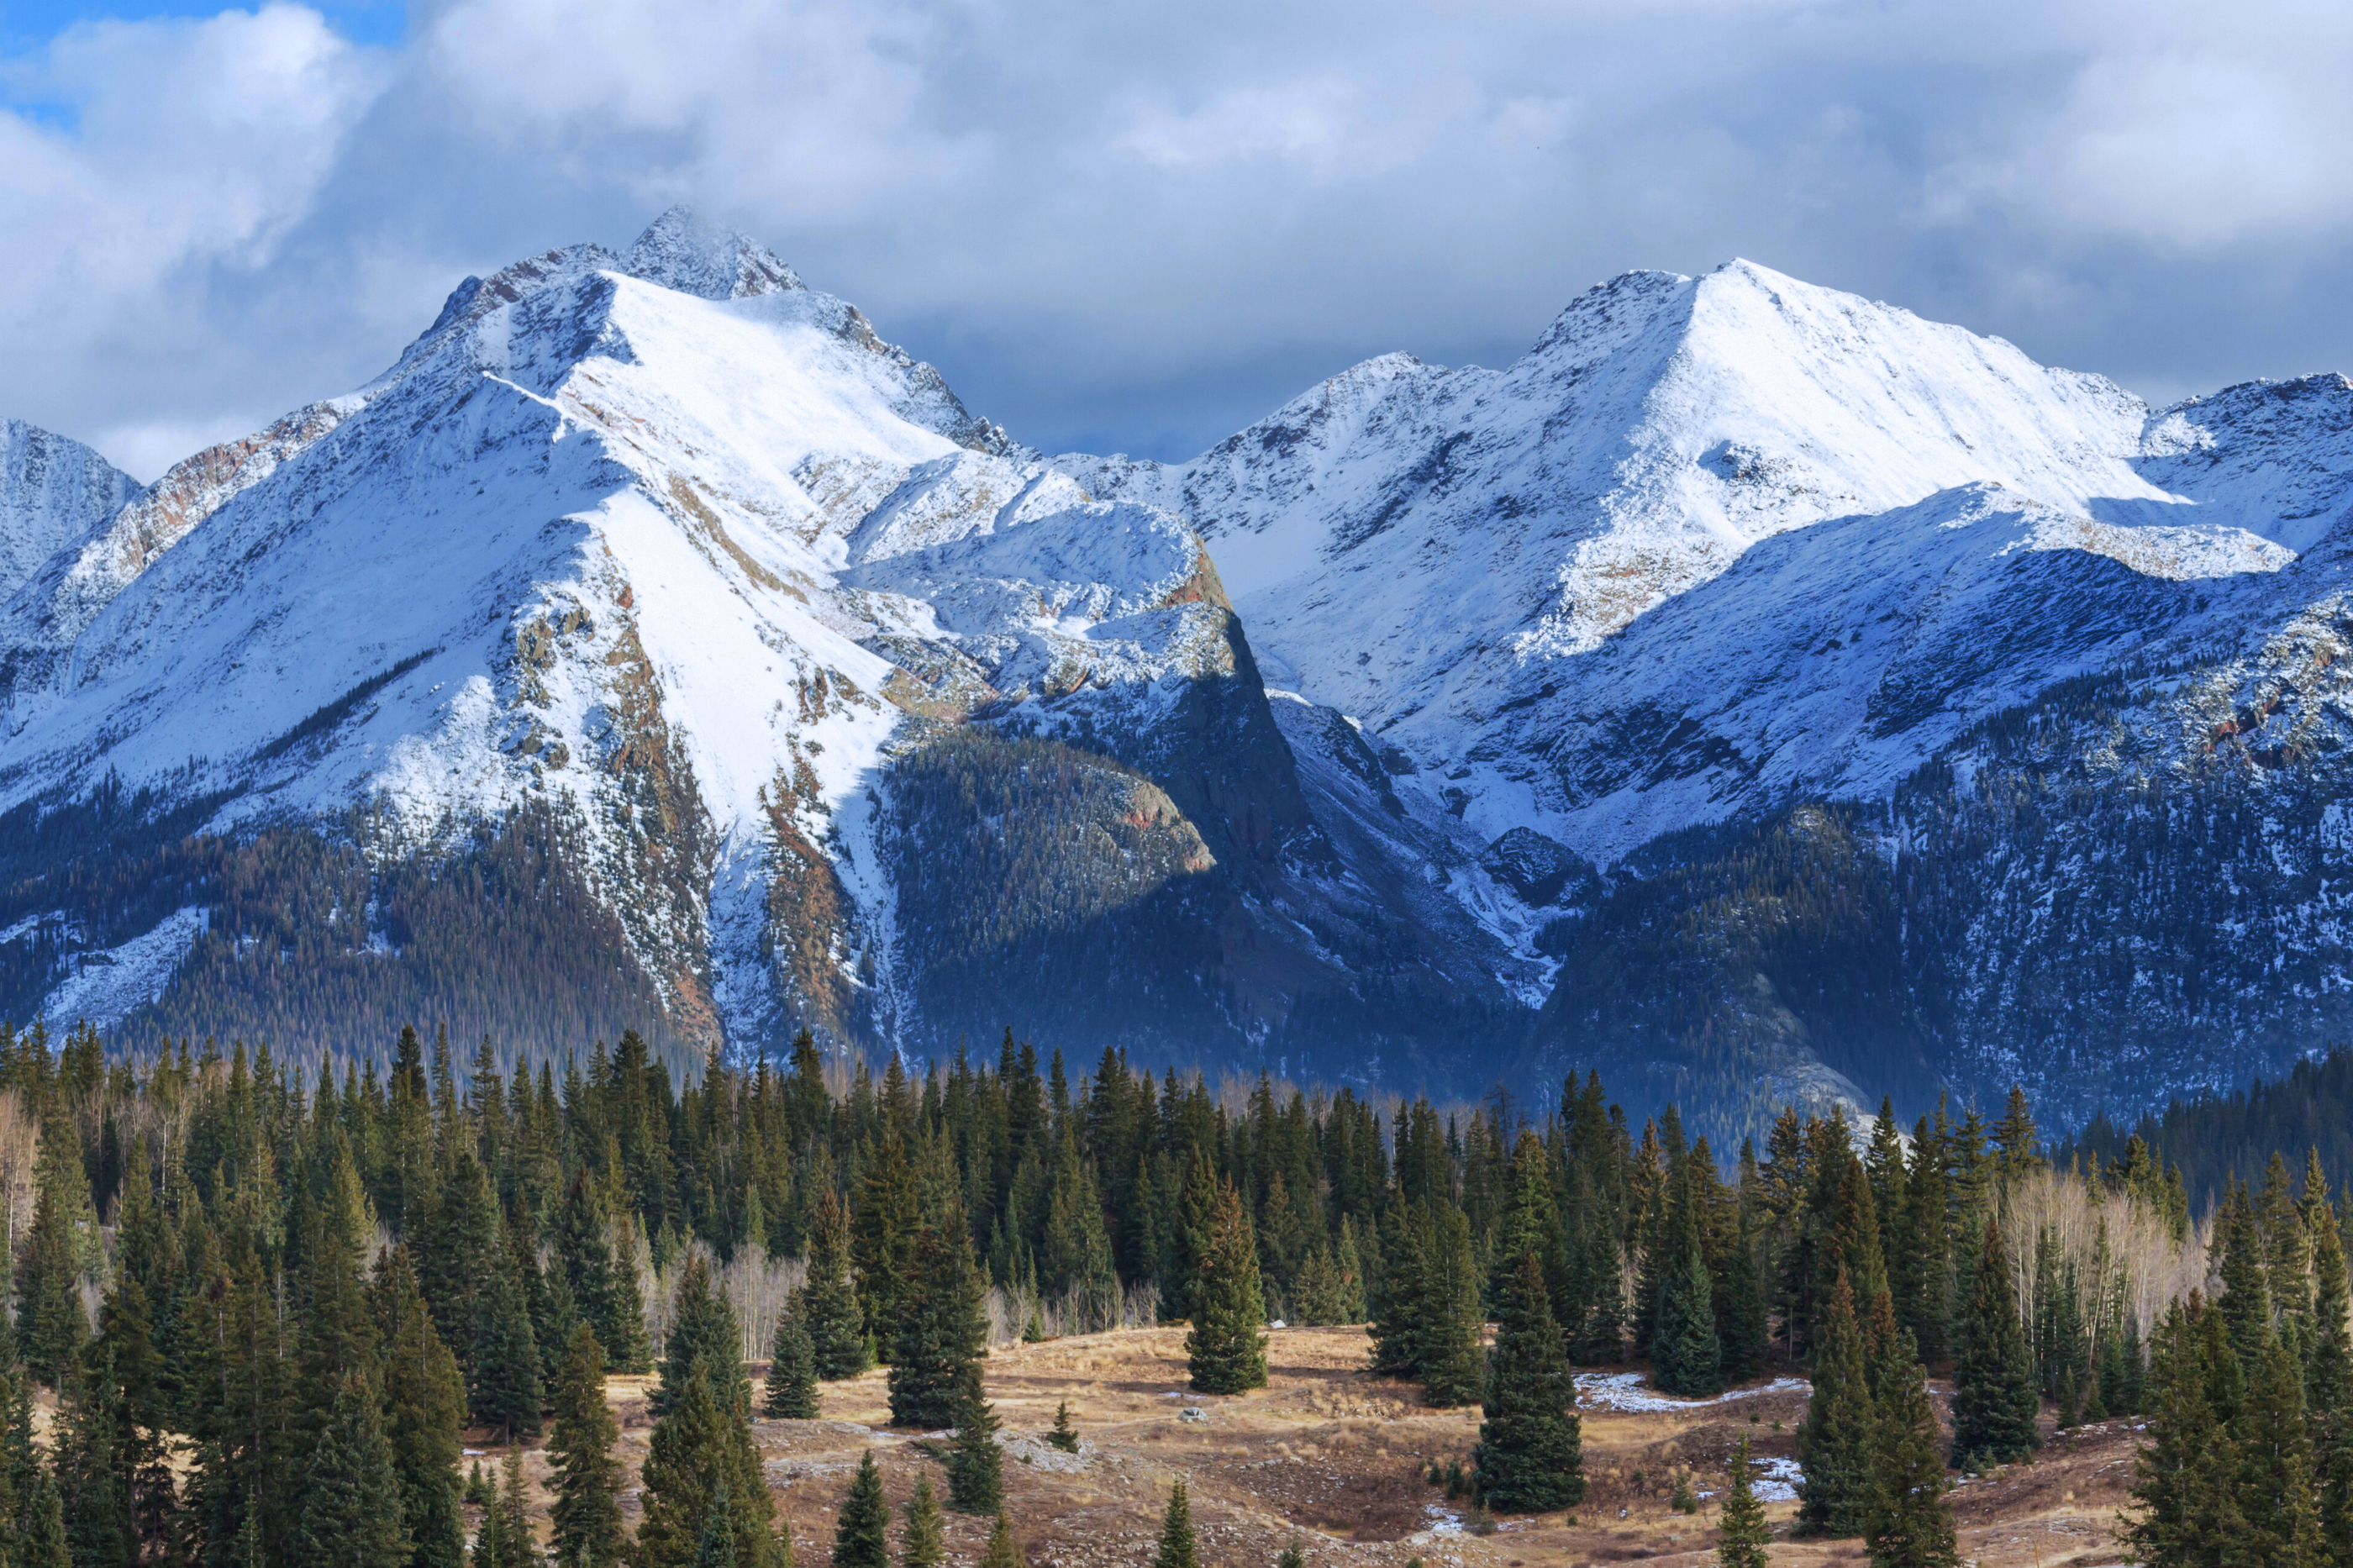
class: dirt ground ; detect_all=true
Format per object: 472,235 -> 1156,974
480,1328 -> 2140,1568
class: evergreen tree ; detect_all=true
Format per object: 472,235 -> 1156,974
1863,1331 -> 1958,1568
1651,1168 -> 1722,1397
2125,1295 -> 2247,1568
2239,1326 -> 2323,1566
2308,1187 -> 2353,1565
887,1218 -> 988,1429
1471,1250 -> 1583,1513
658,1254 -> 749,1420
1185,1179 -> 1269,1396
1046,1401 -> 1079,1455
290,1371 -> 407,1568
17,1111 -> 91,1387
833,1452 -> 890,1568
475,1448 -> 541,1568
376,1247 -> 469,1568
1276,1538 -> 1305,1568
1416,1205 -> 1484,1408
945,1384 -> 1003,1515
898,1476 -> 943,1568
1714,1437 -> 1769,1568
473,1246 -> 545,1442
631,1370 -> 775,1568
797,1195 -> 870,1381
761,1301 -> 820,1421
549,1326 -> 626,1568
976,1513 -> 1024,1568
557,1177 -> 651,1376
1151,1479 -> 1198,1568
1795,1273 -> 1874,1538
1950,1222 -> 2039,1468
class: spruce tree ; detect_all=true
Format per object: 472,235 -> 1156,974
1276,1538 -> 1305,1568
290,1371 -> 407,1568
887,1218 -> 988,1429
658,1254 -> 749,1420
1795,1273 -> 1875,1538
631,1370 -> 775,1568
375,1246 -> 469,1568
557,1177 -> 652,1376
474,1247 -> 545,1442
1416,1205 -> 1484,1408
1366,1207 -> 1430,1380
2308,1191 -> 2353,1565
834,1452 -> 890,1568
1152,1478 -> 1198,1568
16,1117 -> 90,1387
549,1326 -> 626,1568
1714,1437 -> 1769,1568
1651,1168 -> 1722,1397
762,1300 -> 820,1421
1046,1400 -> 1079,1454
898,1475 -> 944,1568
1863,1330 -> 1958,1568
1950,1222 -> 2039,1468
2126,1295 -> 2247,1567
1471,1249 -> 1584,1513
2240,1326 -> 2323,1566
977,1513 -> 1024,1568
797,1194 -> 870,1381
945,1383 -> 1003,1515
1186,1178 -> 1269,1396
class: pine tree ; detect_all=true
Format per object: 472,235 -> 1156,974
549,1326 -> 627,1568
977,1513 -> 1024,1568
1651,1167 -> 1722,1397
946,1383 -> 1003,1515
887,1218 -> 988,1429
797,1194 -> 870,1381
1471,1249 -> 1584,1513
631,1370 -> 775,1568
475,1448 -> 541,1568
1863,1331 -> 1958,1568
1714,1437 -> 1769,1568
2240,1326 -> 2323,1566
658,1254 -> 749,1420
898,1475 -> 944,1568
762,1300 -> 820,1420
2308,1187 -> 2353,1565
1416,1205 -> 1484,1408
1795,1273 -> 1875,1538
16,1109 -> 91,1387
1186,1178 -> 1269,1396
1046,1400 -> 1079,1454
834,1452 -> 890,1568
2125,1295 -> 2247,1568
290,1371 -> 407,1568
558,1177 -> 652,1376
1152,1478 -> 1198,1568
474,1245 -> 545,1442
1950,1222 -> 2039,1468
376,1246 -> 469,1568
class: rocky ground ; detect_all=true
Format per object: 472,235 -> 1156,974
468,1326 -> 2142,1568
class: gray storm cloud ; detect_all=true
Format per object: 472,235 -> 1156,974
3,0 -> 2351,476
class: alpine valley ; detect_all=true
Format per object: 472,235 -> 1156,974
5,211 -> 2351,1137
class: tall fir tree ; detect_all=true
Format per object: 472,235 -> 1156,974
657,1254 -> 749,1420
1795,1273 -> 1875,1539
946,1382 -> 1003,1516
761,1299 -> 820,1421
1416,1205 -> 1485,1408
630,1370 -> 775,1568
1186,1179 -> 1269,1396
1471,1249 -> 1584,1513
548,1326 -> 627,1568
375,1246 -> 469,1568
887,1216 -> 988,1429
2125,1295 -> 2247,1568
2308,1187 -> 2353,1566
796,1194 -> 870,1381
289,1371 -> 407,1568
1651,1166 -> 1722,1397
1863,1330 -> 1959,1568
1950,1222 -> 2040,1468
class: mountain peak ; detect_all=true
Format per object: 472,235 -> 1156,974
624,206 -> 804,301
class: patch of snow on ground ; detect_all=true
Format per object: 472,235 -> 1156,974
1573,1371 -> 1808,1413
1750,1455 -> 1803,1502
41,907 -> 208,1028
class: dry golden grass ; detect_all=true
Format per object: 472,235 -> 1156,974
456,1327 -> 2141,1568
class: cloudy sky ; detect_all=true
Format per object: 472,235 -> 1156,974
3,0 -> 2351,481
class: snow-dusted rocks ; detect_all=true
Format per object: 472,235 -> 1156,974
0,421 -> 139,601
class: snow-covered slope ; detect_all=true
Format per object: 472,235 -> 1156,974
0,209 -> 1521,1080
0,422 -> 138,602
1056,262 -> 2342,864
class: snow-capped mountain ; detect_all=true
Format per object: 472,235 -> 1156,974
0,210 -> 1520,1086
1061,262 -> 2353,1126
8,225 -> 2353,1122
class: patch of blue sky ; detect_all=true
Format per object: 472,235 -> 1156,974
0,0 -> 405,53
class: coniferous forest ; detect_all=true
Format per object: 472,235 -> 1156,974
0,1015 -> 2340,1568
